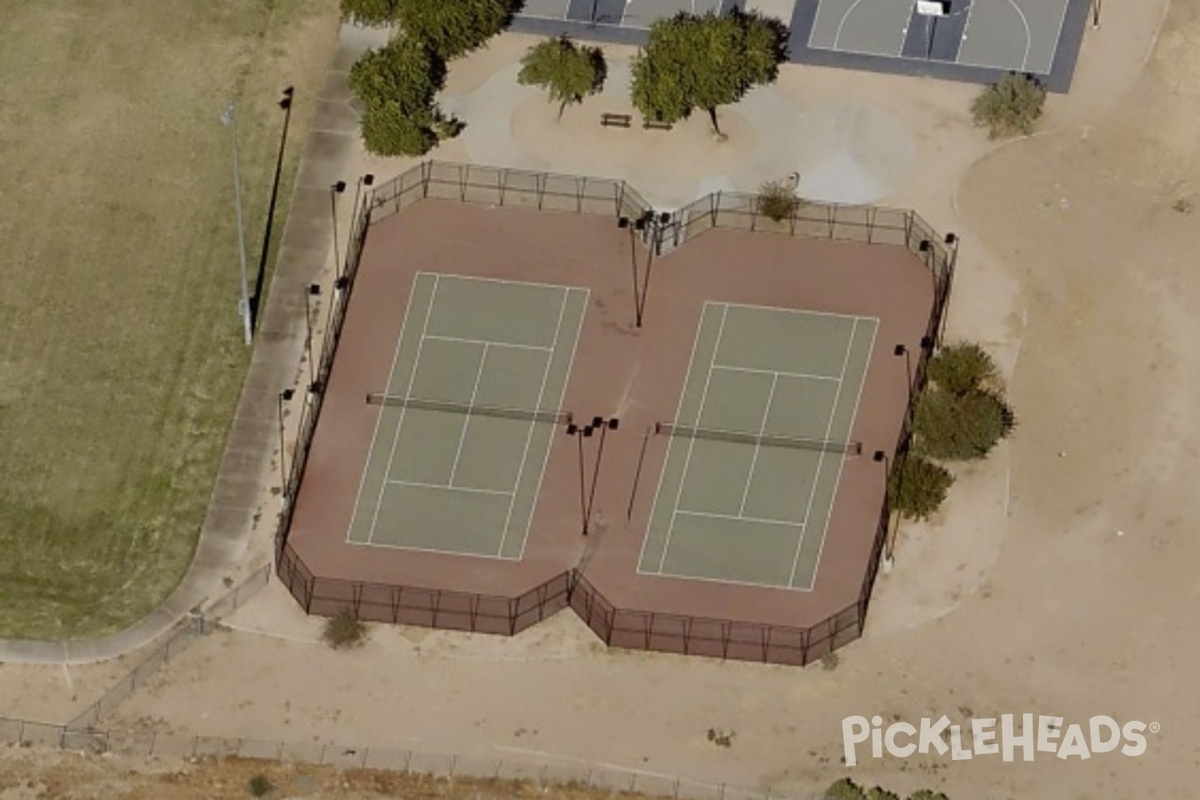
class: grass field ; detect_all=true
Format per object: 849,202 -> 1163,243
0,0 -> 339,639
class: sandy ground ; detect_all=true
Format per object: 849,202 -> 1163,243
7,0 -> 1200,797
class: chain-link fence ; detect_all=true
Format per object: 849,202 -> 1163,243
0,719 -> 821,800
273,159 -> 954,668
64,563 -> 271,732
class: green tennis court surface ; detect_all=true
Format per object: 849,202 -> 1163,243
347,273 -> 587,559
640,302 -> 878,590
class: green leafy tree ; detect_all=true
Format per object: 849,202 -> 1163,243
824,778 -> 867,800
349,35 -> 463,157
888,454 -> 954,521
913,388 -> 1014,461
631,9 -> 788,136
866,789 -> 901,800
907,791 -> 950,800
518,36 -> 607,120
394,0 -> 517,60
926,342 -> 998,396
971,72 -> 1046,139
340,0 -> 400,27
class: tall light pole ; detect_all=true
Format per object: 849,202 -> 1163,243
352,173 -> 375,234
220,101 -> 253,346
304,284 -> 321,391
330,181 -> 347,276
278,388 -> 295,499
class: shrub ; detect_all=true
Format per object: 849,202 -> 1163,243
888,454 -> 954,521
756,179 -> 800,222
913,389 -> 1013,461
322,609 -> 367,649
340,0 -> 399,27
926,343 -> 997,396
518,36 -> 607,120
248,774 -> 272,797
971,72 -> 1046,139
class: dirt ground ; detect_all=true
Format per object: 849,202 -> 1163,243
5,0 -> 1200,797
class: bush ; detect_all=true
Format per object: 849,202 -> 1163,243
824,780 -> 949,800
926,342 -> 997,396
913,389 -> 1013,461
340,0 -> 399,27
248,774 -> 272,797
323,609 -> 367,649
756,179 -> 800,222
888,454 -> 954,521
971,72 -> 1046,139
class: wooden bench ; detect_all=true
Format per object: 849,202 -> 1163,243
600,112 -> 633,128
643,119 -> 673,131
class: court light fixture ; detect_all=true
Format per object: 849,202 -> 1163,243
873,450 -> 886,462
279,86 -> 294,110
944,232 -> 957,245
330,180 -> 347,277
618,216 -> 630,229
918,239 -> 932,252
920,336 -> 934,350
893,344 -> 906,356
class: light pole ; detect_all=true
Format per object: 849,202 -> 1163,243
326,275 -> 349,341
873,450 -> 898,571
304,284 -> 321,390
566,422 -> 594,535
352,173 -> 375,235
330,181 -> 347,276
278,388 -> 295,498
220,101 -> 253,346
585,416 -> 620,533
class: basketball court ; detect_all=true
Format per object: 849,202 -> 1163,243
789,0 -> 1093,90
640,302 -> 877,590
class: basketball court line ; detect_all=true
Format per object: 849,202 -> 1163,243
655,303 -> 729,574
958,0 -> 1032,71
497,288 -> 572,558
787,317 -> 857,586
794,318 -> 878,589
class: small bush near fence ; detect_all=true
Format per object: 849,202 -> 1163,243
756,179 -> 801,222
322,609 -> 367,649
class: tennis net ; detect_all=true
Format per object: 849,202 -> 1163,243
366,393 -> 573,425
655,422 -> 862,455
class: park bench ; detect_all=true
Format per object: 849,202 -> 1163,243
600,112 -> 633,128
643,119 -> 673,131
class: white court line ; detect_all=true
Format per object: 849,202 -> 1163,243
517,287 -> 589,561
719,300 -> 878,325
497,288 -> 570,558
441,272 -> 576,295
345,272 -> 425,545
657,304 -> 729,573
957,0 -> 1032,71
787,317 -> 857,587
424,334 -> 553,353
366,274 -> 440,545
649,567 -> 816,591
831,0 -> 874,51
675,509 -> 805,529
712,364 -> 841,381
637,303 -> 712,573
803,320 -> 877,590
447,343 -> 489,485
348,537 -> 521,560
386,479 -> 513,498
738,372 -> 778,516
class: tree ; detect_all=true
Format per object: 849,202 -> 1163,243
824,778 -> 867,800
888,454 -> 954,521
518,36 -> 607,120
340,0 -> 399,27
824,780 -> 950,800
926,342 -> 998,396
971,72 -> 1046,139
349,35 -> 463,157
393,0 -> 517,60
631,9 -> 788,137
913,388 -> 1014,461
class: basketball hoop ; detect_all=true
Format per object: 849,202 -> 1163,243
916,0 -> 949,16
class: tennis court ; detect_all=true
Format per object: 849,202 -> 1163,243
346,272 -> 588,560
640,302 -> 877,590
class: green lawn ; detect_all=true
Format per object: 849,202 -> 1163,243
0,0 -> 338,638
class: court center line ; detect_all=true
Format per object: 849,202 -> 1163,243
658,304 -> 729,574
804,320 -> 878,590
497,287 -> 570,558
788,317 -> 858,587
675,509 -> 805,529
366,274 -> 440,545
738,372 -> 778,516
447,343 -> 489,485
385,479 -> 513,498
424,333 -> 553,353
345,272 -> 424,545
712,364 -> 840,381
